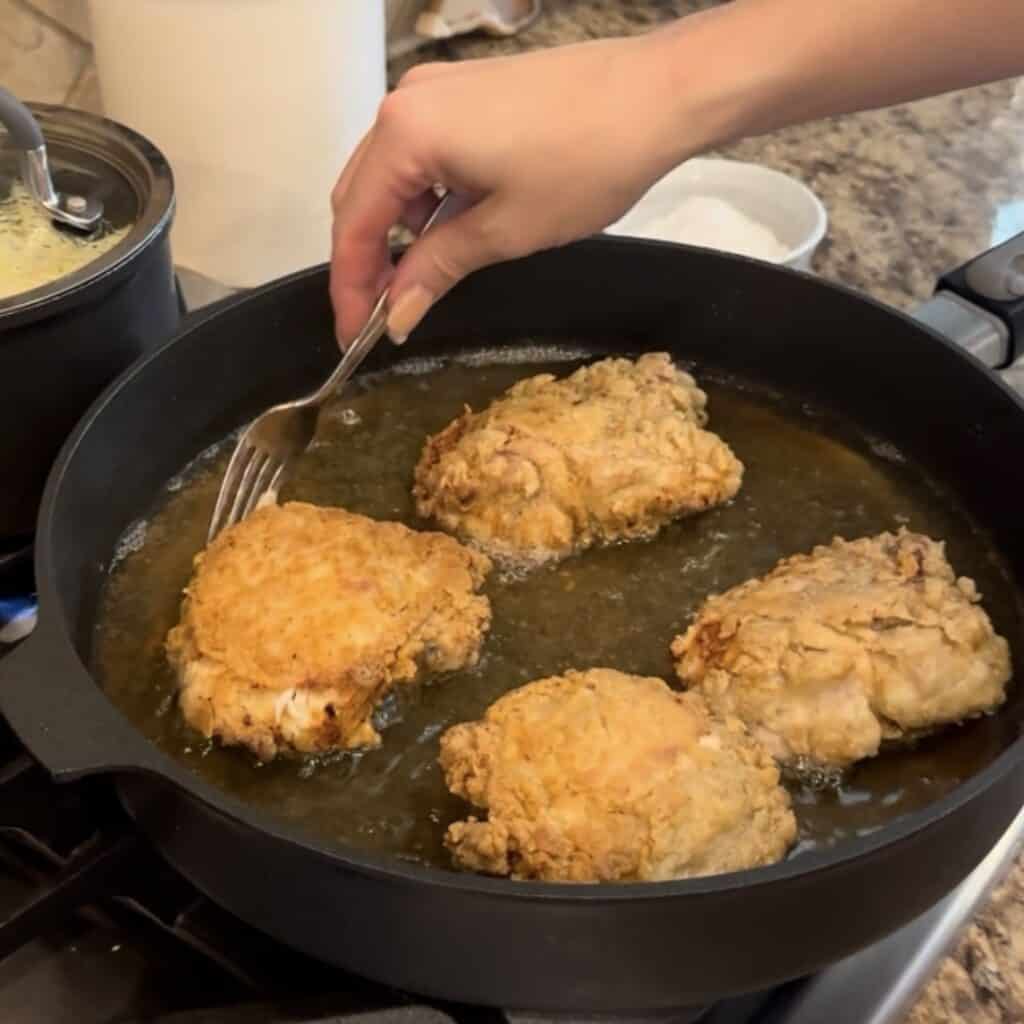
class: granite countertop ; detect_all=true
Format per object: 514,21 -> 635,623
391,0 -> 1024,313
393,3 -> 1024,1022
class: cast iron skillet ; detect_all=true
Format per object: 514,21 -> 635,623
2,232 -> 1024,1015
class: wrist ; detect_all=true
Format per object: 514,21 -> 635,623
643,4 -> 795,167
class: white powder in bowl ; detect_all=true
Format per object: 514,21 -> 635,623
633,195 -> 790,262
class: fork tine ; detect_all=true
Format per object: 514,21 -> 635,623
241,457 -> 280,519
266,460 -> 288,500
208,439 -> 256,542
225,449 -> 267,533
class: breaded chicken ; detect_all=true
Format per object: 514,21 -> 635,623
672,529 -> 1011,773
414,354 -> 743,565
166,502 -> 491,761
439,668 -> 796,882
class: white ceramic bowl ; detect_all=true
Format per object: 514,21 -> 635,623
606,157 -> 828,271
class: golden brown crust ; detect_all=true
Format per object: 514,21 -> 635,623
413,354 -> 743,565
166,502 -> 492,760
439,668 -> 796,882
672,529 -> 1012,771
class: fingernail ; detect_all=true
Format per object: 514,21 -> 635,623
387,285 -> 434,345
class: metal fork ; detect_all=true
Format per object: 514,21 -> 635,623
207,191 -> 453,542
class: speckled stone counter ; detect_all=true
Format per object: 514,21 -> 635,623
391,0 -> 1024,313
391,3 -> 1024,1021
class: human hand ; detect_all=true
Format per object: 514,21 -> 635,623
329,30 -> 703,346
331,0 -> 1024,347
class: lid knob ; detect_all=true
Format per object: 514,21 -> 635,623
0,86 -> 103,232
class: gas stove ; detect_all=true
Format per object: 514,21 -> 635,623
1,271 -> 1023,1024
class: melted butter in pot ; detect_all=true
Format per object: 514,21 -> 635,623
94,350 -> 1022,872
0,181 -> 128,300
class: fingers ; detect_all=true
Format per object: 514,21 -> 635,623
329,132 -> 377,347
329,125 -> 432,347
399,189 -> 444,235
385,197 -> 509,343
330,56 -> 523,348
330,129 -> 372,210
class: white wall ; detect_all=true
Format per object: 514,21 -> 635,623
0,0 -> 428,112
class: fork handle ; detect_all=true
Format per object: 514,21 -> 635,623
314,190 -> 456,405
312,292 -> 391,404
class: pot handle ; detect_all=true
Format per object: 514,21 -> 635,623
914,232 -> 1024,371
0,85 -> 45,150
0,86 -> 103,231
0,627 -> 180,783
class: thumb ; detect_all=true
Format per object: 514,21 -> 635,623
385,197 -> 504,343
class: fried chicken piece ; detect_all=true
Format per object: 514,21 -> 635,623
414,354 -> 743,565
672,529 -> 1011,773
439,668 -> 796,882
166,501 -> 491,761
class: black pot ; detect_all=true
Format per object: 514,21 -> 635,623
0,99 -> 178,541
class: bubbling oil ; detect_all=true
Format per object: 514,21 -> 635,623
94,347 -> 1021,873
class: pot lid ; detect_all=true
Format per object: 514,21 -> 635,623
0,101 -> 174,325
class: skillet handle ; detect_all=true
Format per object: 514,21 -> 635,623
0,626 -> 175,783
919,231 -> 1024,369
0,626 -> 295,842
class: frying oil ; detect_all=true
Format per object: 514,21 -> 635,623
94,347 -> 1021,872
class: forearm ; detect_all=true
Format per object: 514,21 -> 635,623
662,0 -> 1024,154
